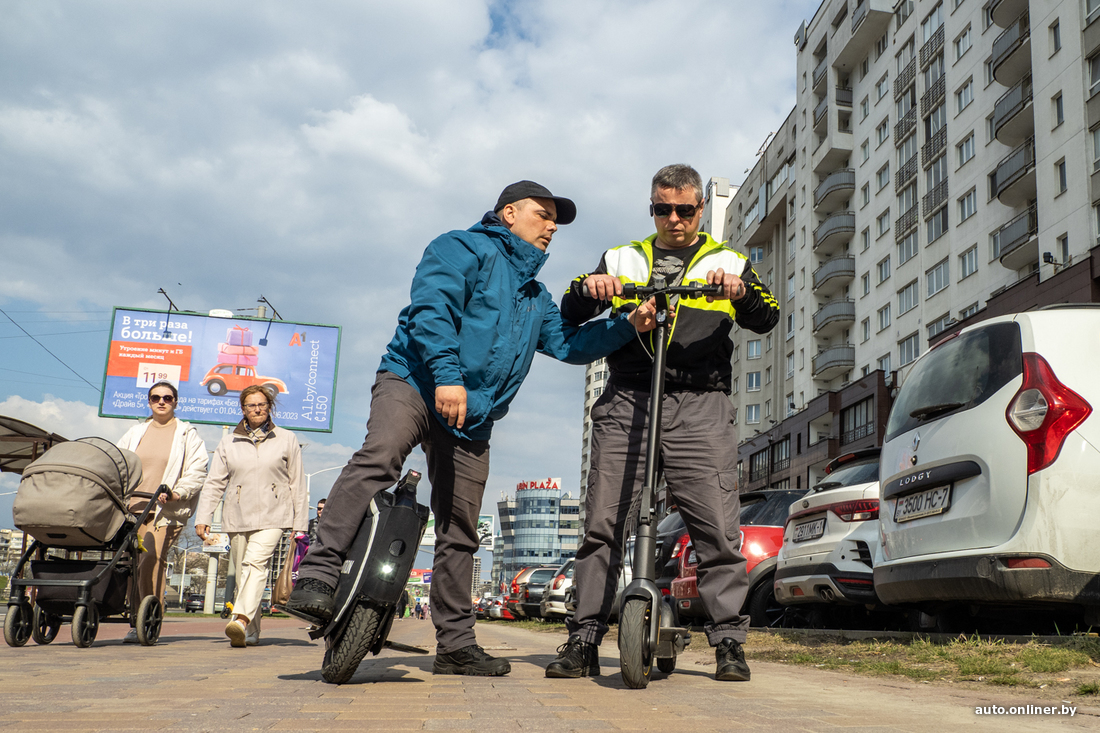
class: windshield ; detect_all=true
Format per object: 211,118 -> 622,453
886,322 -> 1022,440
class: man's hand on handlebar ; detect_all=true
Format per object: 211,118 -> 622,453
627,298 -> 662,333
581,274 -> 622,301
707,268 -> 747,302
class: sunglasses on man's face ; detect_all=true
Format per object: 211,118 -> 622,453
650,202 -> 700,219
150,395 -> 176,404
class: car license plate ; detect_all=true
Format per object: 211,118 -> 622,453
792,518 -> 826,542
894,485 -> 952,523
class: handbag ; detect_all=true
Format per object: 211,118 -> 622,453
272,539 -> 294,607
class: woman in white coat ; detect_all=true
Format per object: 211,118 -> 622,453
195,384 -> 307,647
117,381 -> 208,643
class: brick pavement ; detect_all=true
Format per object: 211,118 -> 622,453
0,614 -> 1096,732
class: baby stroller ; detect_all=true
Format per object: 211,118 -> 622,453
4,437 -> 168,648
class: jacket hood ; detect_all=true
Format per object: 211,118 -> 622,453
474,212 -> 548,281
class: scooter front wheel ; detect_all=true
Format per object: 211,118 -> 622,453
619,598 -> 652,689
322,602 -> 382,684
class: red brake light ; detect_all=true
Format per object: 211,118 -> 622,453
1006,557 -> 1051,569
1006,353 -> 1092,475
829,499 -> 879,522
670,533 -> 690,559
551,574 -> 565,590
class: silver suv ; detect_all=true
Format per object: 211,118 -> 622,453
875,308 -> 1100,628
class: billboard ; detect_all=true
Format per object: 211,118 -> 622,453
420,513 -> 495,551
100,308 -> 341,432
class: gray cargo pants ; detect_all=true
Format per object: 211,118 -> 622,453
567,382 -> 750,646
296,371 -> 490,654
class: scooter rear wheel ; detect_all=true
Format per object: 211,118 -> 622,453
619,598 -> 652,689
322,602 -> 382,684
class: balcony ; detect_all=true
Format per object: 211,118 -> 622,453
836,86 -> 853,108
894,58 -> 916,99
920,74 -> 945,117
813,95 -> 829,133
813,211 -> 856,255
814,168 -> 855,213
990,0 -> 1028,28
813,298 -> 856,336
995,202 -> 1039,271
919,25 -> 944,70
895,153 -> 918,191
992,13 -> 1031,87
894,107 -> 916,142
921,127 -> 947,168
922,179 -> 948,217
895,203 -> 919,239
990,137 -> 1036,207
811,124 -> 854,174
812,344 -> 856,380
812,256 -> 856,297
812,57 -> 829,92
992,74 -> 1033,145
835,0 -> 894,68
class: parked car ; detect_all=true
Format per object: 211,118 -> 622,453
669,489 -> 807,627
519,566 -> 559,619
505,565 -> 557,618
185,593 -> 205,613
774,449 -> 884,620
487,594 -> 515,620
876,309 -> 1100,631
540,560 -> 575,620
200,364 -> 288,396
474,595 -> 494,619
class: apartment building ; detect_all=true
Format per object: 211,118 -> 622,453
727,0 -> 1100,491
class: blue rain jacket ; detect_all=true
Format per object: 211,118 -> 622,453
380,213 -> 636,441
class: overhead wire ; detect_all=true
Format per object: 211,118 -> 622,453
0,307 -> 102,394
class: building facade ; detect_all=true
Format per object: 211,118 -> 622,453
496,480 -> 579,581
727,0 -> 1100,489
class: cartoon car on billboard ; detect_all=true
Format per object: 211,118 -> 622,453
201,365 -> 288,396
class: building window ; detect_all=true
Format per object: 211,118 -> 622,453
899,332 -> 920,366
1092,127 -> 1100,172
745,404 -> 760,424
861,227 -> 871,251
765,367 -> 772,385
878,304 -> 891,331
861,183 -> 870,207
861,139 -> 870,163
1058,233 -> 1069,264
861,318 -> 871,343
898,130 -> 918,166
1090,0 -> 1100,26
764,399 -> 772,419
786,393 -> 795,417
841,397 -> 875,445
959,245 -> 978,279
733,377 -> 739,394
1090,55 -> 1100,97
750,245 -> 765,263
1053,92 -> 1064,127
956,79 -> 973,113
876,163 -> 890,190
898,230 -> 918,265
877,209 -> 891,236
898,280 -> 919,314
787,273 -> 795,301
960,301 -> 979,319
786,312 -> 795,339
957,133 -> 975,167
786,352 -> 794,378
878,353 -> 892,374
877,118 -> 890,144
1050,20 -> 1061,54
876,32 -> 890,60
927,207 -> 948,243
926,258 -> 949,297
747,340 -> 761,359
1056,158 -> 1068,194
954,25 -> 971,61
861,96 -> 870,121
897,182 -> 917,218
958,189 -> 976,221
927,313 -> 952,339
921,3 -> 943,42
862,272 -> 870,296
878,256 -> 891,284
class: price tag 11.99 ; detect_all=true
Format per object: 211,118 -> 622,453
136,363 -> 181,390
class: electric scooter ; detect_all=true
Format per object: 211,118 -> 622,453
280,469 -> 431,684
615,276 -> 721,690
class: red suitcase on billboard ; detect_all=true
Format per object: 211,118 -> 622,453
219,343 -> 259,356
226,326 -> 253,347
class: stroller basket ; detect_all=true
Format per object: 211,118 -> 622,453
30,559 -> 130,618
13,437 -> 143,548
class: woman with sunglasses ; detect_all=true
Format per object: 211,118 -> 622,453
116,381 -> 209,643
194,384 -> 307,648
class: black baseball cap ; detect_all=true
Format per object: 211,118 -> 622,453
493,181 -> 577,225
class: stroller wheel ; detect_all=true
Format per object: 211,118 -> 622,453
3,603 -> 32,647
136,596 -> 163,646
71,605 -> 100,648
31,605 -> 61,645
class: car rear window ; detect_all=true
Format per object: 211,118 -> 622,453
657,511 -> 685,533
886,321 -> 1022,441
818,459 -> 879,489
528,569 -> 557,584
742,491 -> 803,526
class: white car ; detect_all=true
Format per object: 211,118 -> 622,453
540,560 -> 575,620
774,449 -> 882,614
875,307 -> 1100,630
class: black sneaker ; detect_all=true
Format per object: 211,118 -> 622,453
545,634 -> 600,678
433,645 -> 511,676
715,637 -> 751,681
284,577 -> 336,623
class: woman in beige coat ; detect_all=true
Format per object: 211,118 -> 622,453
195,385 -> 307,647
117,380 -> 208,643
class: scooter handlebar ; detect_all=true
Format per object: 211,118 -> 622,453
621,282 -> 722,300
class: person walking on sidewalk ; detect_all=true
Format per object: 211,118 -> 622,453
195,385 -> 308,648
545,164 -> 780,682
286,180 -> 658,677
116,381 -> 208,643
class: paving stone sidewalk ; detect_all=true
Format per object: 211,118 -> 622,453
0,614 -> 1096,732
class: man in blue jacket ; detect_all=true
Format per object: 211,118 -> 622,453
288,181 -> 656,676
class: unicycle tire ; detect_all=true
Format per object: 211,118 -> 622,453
322,602 -> 382,684
619,598 -> 652,689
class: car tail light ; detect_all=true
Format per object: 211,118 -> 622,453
829,499 -> 879,522
670,533 -> 690,560
551,574 -> 566,590
836,577 -> 873,586
1005,557 -> 1052,569
1006,353 -> 1092,475
792,587 -> 804,596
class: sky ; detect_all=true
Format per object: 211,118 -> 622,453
0,0 -> 820,555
